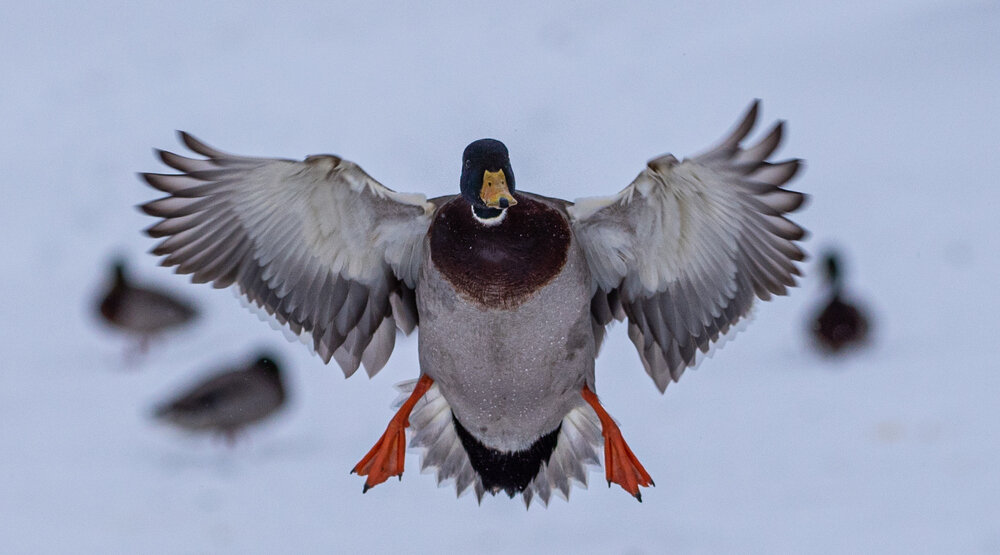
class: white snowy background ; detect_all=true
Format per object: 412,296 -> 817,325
2,1 -> 998,553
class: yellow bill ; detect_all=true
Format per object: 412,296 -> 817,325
480,169 -> 517,209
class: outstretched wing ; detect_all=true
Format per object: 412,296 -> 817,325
141,133 -> 435,377
569,101 -> 807,391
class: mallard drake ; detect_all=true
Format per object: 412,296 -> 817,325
812,250 -> 869,352
96,258 -> 197,351
140,100 -> 806,505
153,353 -> 286,441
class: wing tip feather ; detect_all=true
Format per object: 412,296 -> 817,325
726,99 -> 761,147
178,130 -> 220,159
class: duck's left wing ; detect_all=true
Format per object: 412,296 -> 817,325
141,133 -> 435,377
568,101 -> 807,392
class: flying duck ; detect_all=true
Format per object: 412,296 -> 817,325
96,258 -> 197,352
153,353 -> 287,441
140,100 -> 806,505
812,250 -> 869,352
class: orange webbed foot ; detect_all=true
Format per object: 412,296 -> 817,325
350,416 -> 409,492
581,385 -> 654,501
351,374 -> 434,493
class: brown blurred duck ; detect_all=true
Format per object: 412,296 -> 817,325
154,353 -> 286,441
97,259 -> 197,351
812,251 -> 869,352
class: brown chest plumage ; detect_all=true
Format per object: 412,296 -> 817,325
429,195 -> 571,309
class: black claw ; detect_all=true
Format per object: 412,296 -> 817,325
362,484 -> 371,494
607,481 -> 612,488
650,479 -> 656,487
349,469 -> 356,475
634,491 -> 643,503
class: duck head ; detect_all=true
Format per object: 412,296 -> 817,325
253,354 -> 286,398
111,258 -> 129,287
253,354 -> 283,379
460,139 -> 517,223
822,251 -> 843,290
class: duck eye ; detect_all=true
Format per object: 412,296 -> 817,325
464,160 -> 471,169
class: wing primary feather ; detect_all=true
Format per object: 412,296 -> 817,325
141,196 -> 212,218
166,179 -> 235,199
760,214 -> 806,241
718,99 -> 760,152
145,210 -> 211,238
141,173 -> 203,194
157,149 -> 217,172
749,159 -> 801,186
179,131 -> 244,160
742,223 -> 801,278
734,121 -> 784,166
756,189 -> 806,213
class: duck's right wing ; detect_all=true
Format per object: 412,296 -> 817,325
569,101 -> 807,391
141,133 -> 436,377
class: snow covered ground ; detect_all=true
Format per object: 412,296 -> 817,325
2,1 -> 998,552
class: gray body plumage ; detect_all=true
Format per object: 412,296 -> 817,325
417,196 -> 594,452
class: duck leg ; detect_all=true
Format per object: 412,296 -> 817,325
581,384 -> 654,501
351,374 -> 434,492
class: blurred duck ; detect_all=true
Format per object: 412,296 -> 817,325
97,259 -> 197,351
154,353 -> 287,442
812,251 -> 869,352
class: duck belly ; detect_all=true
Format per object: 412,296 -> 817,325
416,250 -> 594,453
